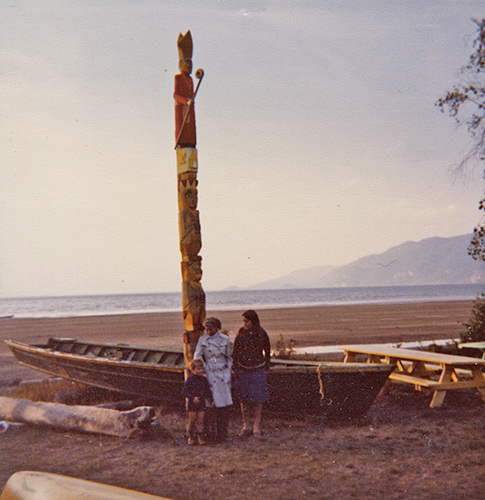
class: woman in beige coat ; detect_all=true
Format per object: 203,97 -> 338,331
194,317 -> 233,442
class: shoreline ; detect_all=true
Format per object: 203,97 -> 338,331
2,295 -> 476,321
2,283 -> 483,320
1,298 -> 473,346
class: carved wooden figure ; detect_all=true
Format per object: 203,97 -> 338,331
181,256 -> 203,282
178,177 -> 202,256
181,281 -> 206,328
174,31 -> 196,148
175,31 -> 206,364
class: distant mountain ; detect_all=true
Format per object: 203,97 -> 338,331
249,234 -> 485,290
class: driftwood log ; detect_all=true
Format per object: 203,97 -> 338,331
0,397 -> 154,438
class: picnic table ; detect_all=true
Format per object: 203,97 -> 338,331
341,344 -> 485,408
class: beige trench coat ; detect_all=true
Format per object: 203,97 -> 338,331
194,331 -> 233,407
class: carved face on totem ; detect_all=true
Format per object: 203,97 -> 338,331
178,208 -> 201,257
178,173 -> 198,211
181,188 -> 197,211
182,280 -> 206,328
181,257 -> 203,281
179,57 -> 193,75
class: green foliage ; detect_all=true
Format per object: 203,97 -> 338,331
436,19 -> 485,260
462,293 -> 485,343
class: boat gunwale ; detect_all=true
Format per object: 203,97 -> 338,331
5,340 -> 186,373
6,339 -> 395,374
41,337 -> 185,355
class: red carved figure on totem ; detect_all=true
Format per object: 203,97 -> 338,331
174,31 -> 196,148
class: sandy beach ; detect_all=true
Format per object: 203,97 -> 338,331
0,299 -> 473,388
1,300 -> 484,499
0,299 -> 473,386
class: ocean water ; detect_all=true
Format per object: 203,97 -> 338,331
0,284 -> 484,319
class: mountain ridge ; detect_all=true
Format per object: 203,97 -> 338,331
246,234 -> 485,290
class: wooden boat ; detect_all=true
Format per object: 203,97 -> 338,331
6,337 -> 394,421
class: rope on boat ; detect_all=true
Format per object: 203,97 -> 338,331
316,363 -> 335,408
316,364 -> 325,405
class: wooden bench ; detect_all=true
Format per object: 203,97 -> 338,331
388,373 -> 440,388
341,344 -> 485,408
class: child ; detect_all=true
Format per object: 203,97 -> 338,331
182,358 -> 214,445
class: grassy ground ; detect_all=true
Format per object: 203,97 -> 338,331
1,385 -> 484,500
1,302 -> 483,499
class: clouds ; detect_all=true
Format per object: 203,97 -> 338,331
1,1 -> 484,297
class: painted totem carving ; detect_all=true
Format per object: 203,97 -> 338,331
175,31 -> 205,363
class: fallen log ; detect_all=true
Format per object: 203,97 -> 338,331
0,397 -> 154,438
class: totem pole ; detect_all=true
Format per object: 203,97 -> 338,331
174,31 -> 206,366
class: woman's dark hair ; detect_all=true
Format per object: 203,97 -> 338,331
242,309 -> 260,329
204,317 -> 222,330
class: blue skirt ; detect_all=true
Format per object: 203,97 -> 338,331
234,368 -> 269,403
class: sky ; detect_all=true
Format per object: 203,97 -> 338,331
1,0 -> 485,298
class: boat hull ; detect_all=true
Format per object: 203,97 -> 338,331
267,364 -> 392,420
6,339 -> 186,404
6,338 -> 393,421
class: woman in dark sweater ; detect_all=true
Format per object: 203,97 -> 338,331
232,310 -> 271,437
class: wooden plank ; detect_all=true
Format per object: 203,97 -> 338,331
436,379 -> 485,389
458,341 -> 485,350
430,365 -> 454,407
389,373 -> 485,390
341,345 -> 485,366
429,391 -> 446,408
471,367 -> 485,401
459,342 -> 485,359
270,362 -> 393,374
389,373 -> 439,387
343,351 -> 357,363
